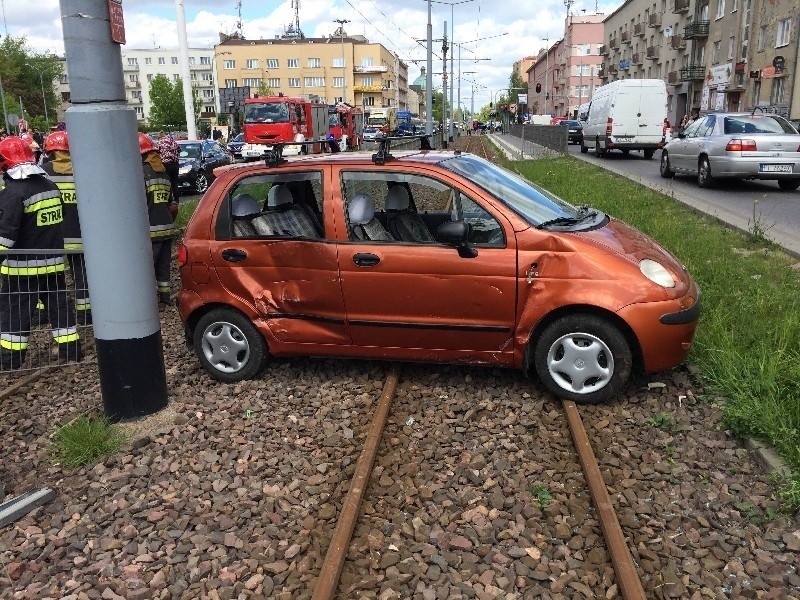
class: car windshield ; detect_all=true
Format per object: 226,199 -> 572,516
562,120 -> 582,127
723,115 -> 796,135
441,154 -> 586,227
244,102 -> 290,124
231,134 -> 243,143
179,143 -> 202,158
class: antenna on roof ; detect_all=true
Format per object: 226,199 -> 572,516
281,0 -> 305,39
235,0 -> 243,38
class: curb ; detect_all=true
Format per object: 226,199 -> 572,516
743,437 -> 793,479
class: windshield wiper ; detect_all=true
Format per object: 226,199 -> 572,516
537,210 -> 598,229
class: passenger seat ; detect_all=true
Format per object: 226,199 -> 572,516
348,194 -> 394,242
230,194 -> 260,237
252,184 -> 321,238
385,186 -> 434,242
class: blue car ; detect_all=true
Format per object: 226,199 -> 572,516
226,133 -> 245,159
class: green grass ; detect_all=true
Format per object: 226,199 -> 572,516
498,152 -> 800,511
528,483 -> 552,508
51,414 -> 125,469
646,412 -> 675,432
174,195 -> 202,230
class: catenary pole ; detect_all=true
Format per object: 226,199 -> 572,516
59,0 -> 168,420
0,73 -> 8,132
175,0 -> 197,139
426,0 -> 433,136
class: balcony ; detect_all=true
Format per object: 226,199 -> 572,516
621,31 -> 631,44
646,46 -> 660,60
353,84 -> 386,92
680,65 -> 706,80
671,35 -> 686,50
684,20 -> 710,39
608,65 -> 618,75
668,71 -> 680,84
353,65 -> 388,73
632,53 -> 643,65
123,64 -> 139,72
597,65 -> 606,78
125,80 -> 140,88
673,0 -> 690,13
634,23 -> 645,37
649,13 -> 662,27
609,38 -> 619,49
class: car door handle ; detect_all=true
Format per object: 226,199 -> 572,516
353,253 -> 380,267
221,249 -> 248,262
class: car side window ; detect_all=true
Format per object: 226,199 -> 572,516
341,171 -> 504,247
698,116 -> 716,137
224,171 -> 324,240
683,119 -> 704,138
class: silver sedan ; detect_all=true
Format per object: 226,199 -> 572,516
660,112 -> 800,190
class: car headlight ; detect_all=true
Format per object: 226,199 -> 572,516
640,259 -> 675,288
178,164 -> 192,175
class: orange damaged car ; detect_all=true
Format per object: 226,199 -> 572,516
177,139 -> 700,404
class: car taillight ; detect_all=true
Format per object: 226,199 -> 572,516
177,243 -> 188,266
725,138 -> 757,151
606,117 -> 612,136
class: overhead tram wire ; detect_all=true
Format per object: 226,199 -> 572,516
342,0 -> 418,65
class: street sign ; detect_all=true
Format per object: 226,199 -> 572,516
108,0 -> 126,44
773,56 -> 785,72
6,113 -> 19,128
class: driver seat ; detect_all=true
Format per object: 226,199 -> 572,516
385,185 -> 434,242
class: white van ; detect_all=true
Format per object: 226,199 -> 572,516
582,79 -> 668,159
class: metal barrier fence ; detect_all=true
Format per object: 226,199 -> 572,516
0,249 -> 94,377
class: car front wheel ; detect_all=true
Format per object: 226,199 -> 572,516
697,157 -> 715,188
193,308 -> 268,383
195,171 -> 209,193
533,314 -> 632,404
778,179 -> 800,191
660,151 -> 674,178
595,138 -> 605,158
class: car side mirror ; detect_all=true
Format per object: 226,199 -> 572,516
435,221 -> 478,258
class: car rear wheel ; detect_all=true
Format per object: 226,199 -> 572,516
778,179 -> 800,191
533,314 -> 632,404
660,151 -> 674,178
643,149 -> 656,160
580,140 -> 588,154
194,308 -> 268,383
195,171 -> 209,193
697,157 -> 715,188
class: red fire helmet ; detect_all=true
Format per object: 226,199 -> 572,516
0,136 -> 36,171
44,130 -> 70,152
138,132 -> 155,154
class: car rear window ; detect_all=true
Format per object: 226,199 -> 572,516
723,116 -> 795,135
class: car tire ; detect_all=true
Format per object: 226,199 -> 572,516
194,308 -> 268,383
595,138 -> 605,158
533,314 -> 632,404
697,156 -> 714,188
660,151 -> 674,178
621,149 -> 630,155
580,141 -> 588,154
778,179 -> 800,191
643,149 -> 656,160
195,171 -> 209,193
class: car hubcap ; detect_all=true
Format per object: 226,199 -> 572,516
201,321 -> 250,373
546,332 -> 614,394
197,175 -> 208,192
700,162 -> 708,182
661,154 -> 669,172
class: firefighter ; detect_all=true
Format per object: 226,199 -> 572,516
138,132 -> 174,305
41,131 -> 91,325
0,136 -> 82,370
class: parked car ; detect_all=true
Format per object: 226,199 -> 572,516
177,140 -> 232,194
177,141 -> 700,404
550,116 -> 569,126
660,112 -> 800,190
226,133 -> 245,159
559,120 -> 584,144
362,127 -> 382,141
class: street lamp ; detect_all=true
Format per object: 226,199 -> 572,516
542,38 -> 550,116
334,19 -> 350,104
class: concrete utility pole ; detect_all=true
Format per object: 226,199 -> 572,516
442,22 -> 448,148
0,72 -> 8,132
60,0 -> 168,420
335,19 -> 350,104
426,0 -> 433,136
175,0 -> 197,139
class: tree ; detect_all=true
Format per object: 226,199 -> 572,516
255,81 -> 273,97
148,74 -> 188,131
0,35 -> 62,130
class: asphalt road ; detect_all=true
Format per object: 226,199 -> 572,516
562,142 -> 800,257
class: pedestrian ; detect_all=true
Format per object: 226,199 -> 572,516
156,131 -> 180,218
0,136 -> 82,370
40,130 -> 92,325
138,133 -> 174,306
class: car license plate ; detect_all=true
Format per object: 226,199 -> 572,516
759,164 -> 793,173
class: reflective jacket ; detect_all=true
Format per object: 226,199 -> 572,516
0,174 -> 65,276
142,152 -> 174,240
41,154 -> 82,250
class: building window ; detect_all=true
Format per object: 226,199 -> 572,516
205,105 -> 215,114
776,18 -> 791,47
757,26 -> 766,51
731,0 -> 737,10
243,78 -> 262,87
171,57 -> 178,64
201,56 -> 212,65
146,74 -> 153,82
304,77 -> 325,87
288,58 -> 299,68
361,57 -> 374,67
728,35 -> 735,59
288,78 -> 301,88
771,77 -> 784,104
188,57 -> 195,65
129,74 -> 138,83
144,58 -> 151,65
225,79 -> 238,88
362,76 -> 374,86
202,89 -> 214,98
715,0 -> 725,19
224,60 -> 236,69
267,78 -> 280,88
246,59 -> 259,69
127,57 -> 138,65
190,72 -> 197,80
333,77 -> 344,88
131,91 -> 141,99
577,64 -> 591,76
61,91 -> 71,102
158,57 -> 165,65
202,73 -> 213,82
363,95 -> 375,106
135,107 -> 144,118
60,74 -> 69,84
307,58 -> 321,68
173,74 -> 180,81
712,40 -> 721,63
332,57 -> 344,67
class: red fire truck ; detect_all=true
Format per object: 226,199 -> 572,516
328,103 -> 365,150
240,94 -> 328,160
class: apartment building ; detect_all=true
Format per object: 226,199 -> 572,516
214,32 -> 409,112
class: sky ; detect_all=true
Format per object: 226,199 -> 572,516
5,0 -> 623,109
